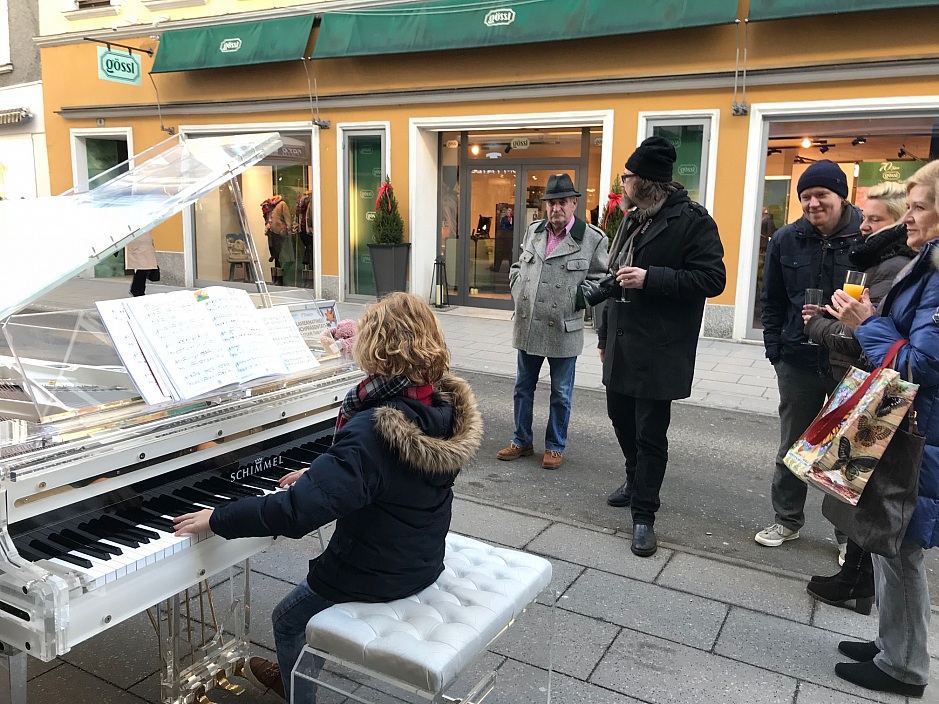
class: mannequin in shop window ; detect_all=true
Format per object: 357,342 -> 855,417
296,190 -> 314,273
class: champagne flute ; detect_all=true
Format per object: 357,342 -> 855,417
843,271 -> 868,301
836,271 -> 867,338
803,288 -> 823,346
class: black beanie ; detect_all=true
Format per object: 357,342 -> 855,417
625,136 -> 676,183
797,159 -> 848,199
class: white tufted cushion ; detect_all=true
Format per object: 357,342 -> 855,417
304,533 -> 552,693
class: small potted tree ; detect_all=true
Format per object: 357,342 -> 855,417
368,175 -> 410,298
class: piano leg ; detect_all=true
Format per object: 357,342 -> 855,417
0,649 -> 27,704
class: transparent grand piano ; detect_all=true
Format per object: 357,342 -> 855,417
0,133 -> 362,703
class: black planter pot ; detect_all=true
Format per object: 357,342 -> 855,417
368,242 -> 411,298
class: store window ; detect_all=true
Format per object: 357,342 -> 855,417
644,118 -> 712,206
192,134 -> 314,289
750,116 -> 938,332
344,131 -> 385,298
71,132 -> 131,278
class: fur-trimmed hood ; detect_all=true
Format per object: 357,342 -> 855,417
371,374 -> 483,477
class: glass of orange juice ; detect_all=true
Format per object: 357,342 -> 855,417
843,271 -> 868,300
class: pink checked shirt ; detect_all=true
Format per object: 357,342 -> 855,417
545,216 -> 574,256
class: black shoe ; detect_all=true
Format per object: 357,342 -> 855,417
838,640 -> 880,662
809,572 -> 840,584
835,660 -> 925,698
631,524 -> 657,557
806,580 -> 874,615
607,480 -> 632,507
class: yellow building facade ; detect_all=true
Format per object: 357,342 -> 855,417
38,0 -> 939,339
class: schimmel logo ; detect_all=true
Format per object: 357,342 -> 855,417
677,164 -> 697,176
220,38 -> 242,53
484,8 -> 516,26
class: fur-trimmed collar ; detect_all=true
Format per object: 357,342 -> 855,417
371,374 -> 482,477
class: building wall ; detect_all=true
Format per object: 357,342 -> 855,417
0,0 -> 40,87
35,1 -> 939,325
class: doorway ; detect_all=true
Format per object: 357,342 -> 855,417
441,127 -> 596,309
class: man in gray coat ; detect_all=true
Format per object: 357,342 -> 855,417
497,174 -> 608,470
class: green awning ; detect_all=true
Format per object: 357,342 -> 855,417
151,15 -> 315,73
749,0 -> 939,21
312,0 -> 739,59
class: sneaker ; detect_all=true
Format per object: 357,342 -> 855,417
496,443 -> 534,461
838,541 -> 847,567
244,656 -> 286,701
542,450 -> 563,470
754,523 -> 800,547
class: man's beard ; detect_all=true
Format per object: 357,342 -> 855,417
619,193 -> 635,211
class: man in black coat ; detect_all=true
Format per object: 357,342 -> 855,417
756,160 -> 863,550
595,136 -> 726,557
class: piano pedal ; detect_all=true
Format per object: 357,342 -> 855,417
193,686 -> 219,704
230,657 -> 246,679
215,672 -> 244,694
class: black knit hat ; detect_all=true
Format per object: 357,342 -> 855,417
797,159 -> 848,199
624,136 -> 676,183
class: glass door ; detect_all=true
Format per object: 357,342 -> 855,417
464,166 -> 517,303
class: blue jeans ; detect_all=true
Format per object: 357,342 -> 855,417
512,351 -> 576,453
272,580 -> 335,703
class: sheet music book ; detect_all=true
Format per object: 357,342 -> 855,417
97,287 -> 319,405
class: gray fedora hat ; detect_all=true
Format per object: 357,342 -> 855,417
540,173 -> 581,200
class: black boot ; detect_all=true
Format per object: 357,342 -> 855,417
806,571 -> 875,614
835,661 -> 925,698
838,640 -> 880,662
631,524 -> 657,557
607,479 -> 631,507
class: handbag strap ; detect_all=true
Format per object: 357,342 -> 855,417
805,338 -> 908,445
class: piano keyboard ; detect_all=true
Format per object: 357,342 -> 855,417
8,431 -> 335,592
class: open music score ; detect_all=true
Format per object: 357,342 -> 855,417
96,287 -> 319,405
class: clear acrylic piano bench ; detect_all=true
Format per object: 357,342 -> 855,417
290,533 -> 553,703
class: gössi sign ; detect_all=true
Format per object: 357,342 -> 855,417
97,47 -> 141,86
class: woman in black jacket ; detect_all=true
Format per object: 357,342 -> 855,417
174,293 -> 483,702
802,181 -> 913,613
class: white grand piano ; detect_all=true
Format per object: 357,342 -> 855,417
0,133 -> 361,703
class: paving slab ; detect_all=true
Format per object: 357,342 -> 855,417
535,558 -> 586,604
450,498 -> 551,548
59,611 -> 159,689
487,658 -> 644,704
795,681 -> 891,704
488,602 -> 619,679
249,529 -> 327,585
29,662 -> 152,704
590,627 -> 797,704
525,523 -> 670,581
714,607 -> 907,703
656,552 -> 813,623
563,568 -> 728,651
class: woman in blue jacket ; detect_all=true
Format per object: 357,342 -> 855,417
173,293 -> 483,702
826,161 -> 939,699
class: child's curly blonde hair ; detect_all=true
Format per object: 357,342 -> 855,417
354,292 -> 450,384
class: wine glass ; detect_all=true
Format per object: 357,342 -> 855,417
803,288 -> 823,346
616,247 -> 632,303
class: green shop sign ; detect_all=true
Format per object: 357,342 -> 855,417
97,47 -> 141,86
857,160 -> 925,187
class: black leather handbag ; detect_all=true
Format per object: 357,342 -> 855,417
823,397 -> 924,558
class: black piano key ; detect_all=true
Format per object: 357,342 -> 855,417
240,475 -> 281,491
101,515 -> 160,542
79,520 -> 141,548
48,533 -> 112,561
14,544 -> 47,563
198,477 -> 260,498
30,539 -> 93,569
124,507 -> 175,533
284,448 -> 318,462
260,466 -> 294,480
174,487 -> 228,509
60,528 -> 122,557
148,494 -> 202,517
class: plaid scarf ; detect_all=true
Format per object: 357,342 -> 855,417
335,374 -> 435,433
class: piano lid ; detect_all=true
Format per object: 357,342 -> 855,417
0,132 -> 283,321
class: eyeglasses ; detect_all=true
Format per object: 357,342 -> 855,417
620,174 -> 636,184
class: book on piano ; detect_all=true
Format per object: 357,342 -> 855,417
97,286 -> 320,405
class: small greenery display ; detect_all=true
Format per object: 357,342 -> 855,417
600,175 -> 625,242
373,176 -> 405,244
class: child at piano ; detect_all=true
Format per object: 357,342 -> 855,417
173,292 -> 483,703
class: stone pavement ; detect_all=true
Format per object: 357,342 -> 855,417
17,280 -> 938,703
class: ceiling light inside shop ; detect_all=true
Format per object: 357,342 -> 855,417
851,136 -> 867,146
470,145 -> 480,155
801,138 -> 812,149
486,152 -> 501,159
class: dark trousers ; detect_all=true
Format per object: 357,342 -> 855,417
130,269 -> 149,297
606,391 -> 672,526
772,360 -> 837,531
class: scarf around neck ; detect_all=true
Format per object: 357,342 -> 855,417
335,374 -> 435,433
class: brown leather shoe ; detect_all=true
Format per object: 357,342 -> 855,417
542,450 -> 563,470
244,656 -> 286,700
496,443 -> 534,461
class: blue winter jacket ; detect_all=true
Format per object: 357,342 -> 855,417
854,241 -> 939,549
210,375 -> 483,602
